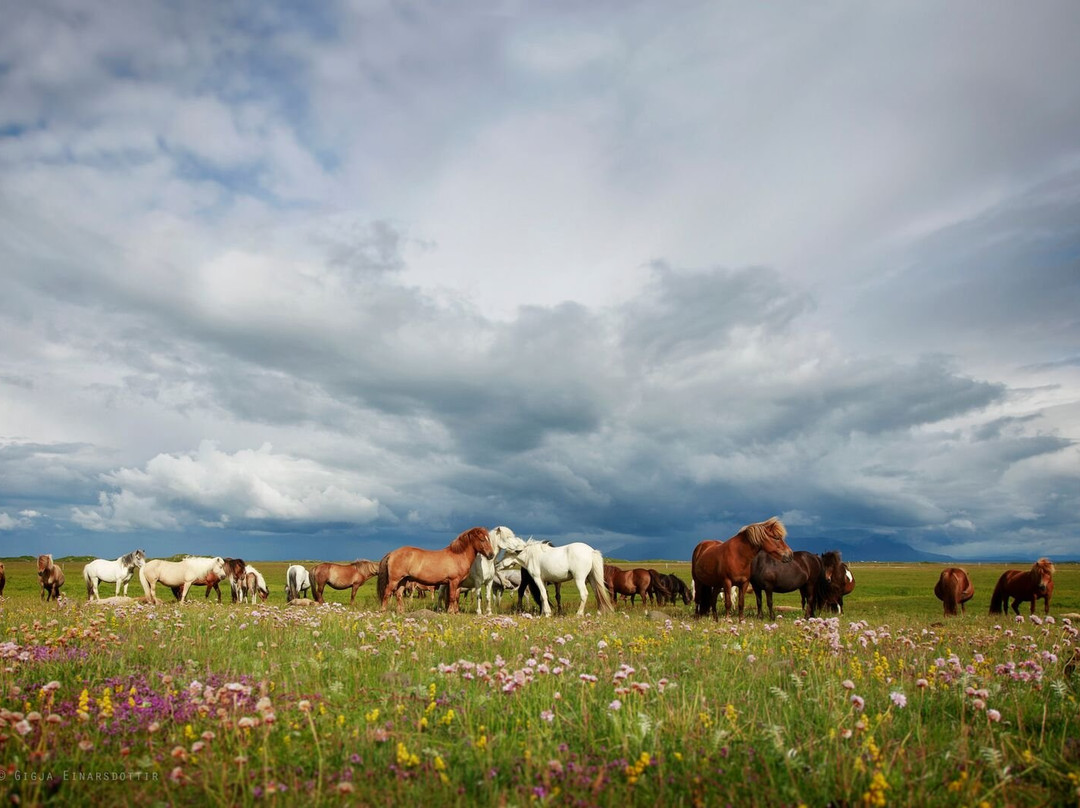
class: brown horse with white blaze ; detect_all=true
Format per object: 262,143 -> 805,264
935,567 -> 975,617
311,560 -> 379,605
692,517 -> 793,619
377,527 -> 496,613
989,558 -> 1054,616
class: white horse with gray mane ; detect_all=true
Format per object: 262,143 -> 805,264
439,526 -> 527,615
83,550 -> 147,601
140,556 -> 228,604
500,537 -> 614,617
285,564 -> 312,601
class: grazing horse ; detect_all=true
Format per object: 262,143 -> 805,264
821,563 -> 856,613
439,526 -> 527,615
38,554 -> 65,602
169,558 -> 246,603
285,565 -> 312,601
751,550 -> 837,620
377,527 -> 496,613
604,565 -> 653,606
659,573 -> 692,605
692,517 -> 794,620
500,538 -> 614,617
240,565 -> 269,603
646,570 -> 673,605
140,556 -> 228,604
935,567 -> 975,617
311,559 -> 379,605
83,550 -> 147,600
989,558 -> 1055,616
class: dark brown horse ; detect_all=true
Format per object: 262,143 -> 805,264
604,565 -> 652,606
989,558 -> 1054,615
692,517 -> 794,619
651,572 -> 692,605
646,569 -> 672,605
170,558 -> 247,603
38,554 -> 65,602
935,567 -> 975,616
311,560 -> 379,605
751,550 -> 841,620
377,527 -> 496,613
820,562 -> 855,613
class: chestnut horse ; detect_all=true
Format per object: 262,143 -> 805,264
935,567 -> 975,617
376,527 -> 495,613
989,558 -> 1055,616
38,554 -> 65,602
311,559 -> 379,605
604,565 -> 653,606
692,517 -> 794,619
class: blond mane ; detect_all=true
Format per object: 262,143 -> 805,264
738,516 -> 787,547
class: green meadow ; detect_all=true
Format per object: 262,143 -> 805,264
1,558 -> 1079,806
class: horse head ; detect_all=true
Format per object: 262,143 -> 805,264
1034,558 -> 1055,592
476,528 -> 496,560
133,549 -> 147,567
211,557 -> 228,578
820,551 -> 843,585
744,517 -> 793,562
38,554 -> 53,573
491,526 -> 526,554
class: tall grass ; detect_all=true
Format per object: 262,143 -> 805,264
1,559 -> 1078,806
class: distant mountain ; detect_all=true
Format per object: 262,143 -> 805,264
794,536 -> 954,563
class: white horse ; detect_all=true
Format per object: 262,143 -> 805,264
83,550 -> 147,600
239,565 -> 269,603
439,526 -> 527,615
140,556 -> 228,604
285,564 -> 312,601
501,538 -> 614,617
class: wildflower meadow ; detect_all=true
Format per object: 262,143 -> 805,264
1,559 -> 1079,806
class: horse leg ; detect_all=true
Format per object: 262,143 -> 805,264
574,577 -> 589,617
766,589 -> 775,621
351,584 -> 359,606
315,581 -> 325,604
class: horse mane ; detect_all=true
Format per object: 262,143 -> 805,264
738,516 -> 787,547
1035,557 -> 1055,575
449,527 -> 489,552
354,559 -> 379,576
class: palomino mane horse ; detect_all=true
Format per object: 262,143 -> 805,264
377,527 -> 496,613
38,554 -> 65,602
83,550 -> 146,601
500,538 -> 614,617
311,559 -> 379,605
285,564 -> 312,602
989,558 -> 1055,616
603,565 -> 652,606
692,516 -> 794,620
935,567 -> 975,617
140,556 -> 228,604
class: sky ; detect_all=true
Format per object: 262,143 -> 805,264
1,1 -> 1078,563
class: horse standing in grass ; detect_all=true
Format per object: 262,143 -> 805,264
240,565 -> 269,603
934,567 -> 975,617
140,556 -> 228,604
604,565 -> 653,606
285,565 -> 312,601
38,554 -> 65,602
821,562 -> 855,613
169,558 -> 246,603
989,558 -> 1055,616
311,559 -> 379,605
751,550 -> 839,620
692,517 -> 794,620
377,527 -> 496,613
83,550 -> 146,600
650,572 -> 691,605
440,526 -> 527,615
500,538 -> 613,617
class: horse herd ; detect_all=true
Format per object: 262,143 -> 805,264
17,520 -> 1057,620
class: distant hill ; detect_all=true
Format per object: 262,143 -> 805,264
795,536 -> 954,563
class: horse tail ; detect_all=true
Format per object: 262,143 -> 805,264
989,575 -> 1007,614
376,553 -> 390,602
941,574 -> 958,617
590,552 -> 614,612
83,565 -> 94,599
520,567 -> 544,606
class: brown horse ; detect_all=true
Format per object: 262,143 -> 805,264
377,527 -> 495,613
751,550 -> 840,620
935,567 -> 975,617
311,560 -> 379,605
38,554 -> 65,602
989,558 -> 1054,616
691,517 -> 794,619
821,562 -> 855,613
604,565 -> 652,606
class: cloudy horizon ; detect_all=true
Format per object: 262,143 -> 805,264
2,1 -> 1078,563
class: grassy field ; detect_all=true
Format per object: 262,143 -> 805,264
1,557 -> 1079,806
